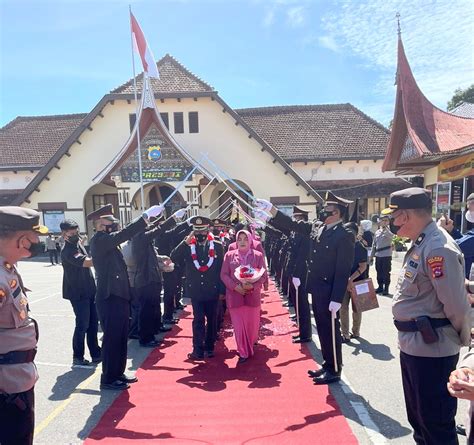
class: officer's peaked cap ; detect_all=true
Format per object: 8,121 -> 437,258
381,187 -> 432,215
0,206 -> 48,234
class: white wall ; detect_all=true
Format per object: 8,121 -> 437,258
0,170 -> 38,190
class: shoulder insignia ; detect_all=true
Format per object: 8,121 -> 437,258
427,256 -> 444,279
412,253 -> 420,260
3,261 -> 13,273
405,270 -> 414,279
9,279 -> 17,289
408,260 -> 419,269
415,233 -> 426,246
19,297 -> 28,306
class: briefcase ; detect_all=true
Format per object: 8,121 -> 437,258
349,278 -> 379,313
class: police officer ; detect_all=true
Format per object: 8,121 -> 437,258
89,203 -> 164,390
369,215 -> 394,295
256,192 -> 355,384
171,216 -> 225,359
60,219 -> 101,366
384,187 -> 470,445
0,206 -> 48,445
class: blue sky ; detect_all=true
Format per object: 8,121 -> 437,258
1,0 -> 473,128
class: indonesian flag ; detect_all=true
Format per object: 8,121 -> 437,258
130,12 -> 160,79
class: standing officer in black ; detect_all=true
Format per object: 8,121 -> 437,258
89,203 -> 164,390
256,192 -> 355,384
0,207 -> 48,445
171,216 -> 225,360
60,219 -> 101,366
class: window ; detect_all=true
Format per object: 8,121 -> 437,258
189,112 -> 199,133
160,112 -> 169,129
174,112 -> 184,133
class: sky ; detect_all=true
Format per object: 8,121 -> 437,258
0,0 -> 473,128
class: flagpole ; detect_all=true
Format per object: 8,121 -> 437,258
129,6 -> 145,211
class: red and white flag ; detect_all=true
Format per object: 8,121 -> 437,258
130,12 -> 160,79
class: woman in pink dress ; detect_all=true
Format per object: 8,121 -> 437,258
220,230 -> 267,363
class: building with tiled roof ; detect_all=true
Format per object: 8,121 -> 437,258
0,54 -> 404,230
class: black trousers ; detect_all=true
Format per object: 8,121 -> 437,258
290,278 -> 312,339
136,282 -> 162,344
163,270 -> 177,320
48,249 -> 58,264
311,292 -> 342,374
69,296 -> 101,360
191,299 -> 218,355
400,351 -> 459,445
375,256 -> 392,289
174,268 -> 183,307
128,287 -> 139,337
0,386 -> 35,445
96,296 -> 129,384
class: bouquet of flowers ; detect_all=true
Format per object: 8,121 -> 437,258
234,265 -> 265,284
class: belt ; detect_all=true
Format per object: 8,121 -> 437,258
375,245 -> 391,253
0,349 -> 37,365
394,318 -> 450,332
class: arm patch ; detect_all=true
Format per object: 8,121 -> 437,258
427,256 -> 444,279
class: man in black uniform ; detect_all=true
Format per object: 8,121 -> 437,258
89,203 -> 164,390
171,216 -> 225,360
287,206 -> 313,344
0,207 -> 48,445
60,219 -> 101,366
256,192 -> 355,384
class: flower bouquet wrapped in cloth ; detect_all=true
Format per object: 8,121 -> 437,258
234,265 -> 265,284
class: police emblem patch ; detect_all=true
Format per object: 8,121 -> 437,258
196,218 -> 202,225
427,256 -> 444,279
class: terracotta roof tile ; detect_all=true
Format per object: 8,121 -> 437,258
236,104 -> 390,161
112,54 -> 214,94
0,114 -> 87,168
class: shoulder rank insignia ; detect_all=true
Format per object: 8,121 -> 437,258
9,279 -> 18,289
427,256 -> 444,279
415,233 -> 426,246
3,261 -> 13,272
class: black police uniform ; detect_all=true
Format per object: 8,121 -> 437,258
271,210 -> 355,378
90,214 -> 147,386
61,230 -> 101,362
171,224 -> 225,357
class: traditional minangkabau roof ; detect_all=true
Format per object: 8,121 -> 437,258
0,114 -> 87,170
382,36 -> 474,172
451,102 -> 474,119
112,54 -> 214,94
236,104 -> 390,162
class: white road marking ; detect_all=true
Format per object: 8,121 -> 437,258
36,361 -> 98,370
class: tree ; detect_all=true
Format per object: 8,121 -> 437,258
447,84 -> 474,111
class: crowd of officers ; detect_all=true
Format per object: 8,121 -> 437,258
1,185 -> 474,445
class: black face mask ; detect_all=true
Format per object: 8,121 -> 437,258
318,210 -> 333,223
389,221 -> 401,235
105,223 -> 119,234
212,229 -> 220,236
67,234 -> 80,244
195,234 -> 207,243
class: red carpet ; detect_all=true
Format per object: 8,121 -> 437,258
85,282 -> 358,444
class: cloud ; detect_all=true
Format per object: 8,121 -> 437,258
320,0 -> 474,114
262,9 -> 275,28
318,35 -> 339,52
286,6 -> 306,27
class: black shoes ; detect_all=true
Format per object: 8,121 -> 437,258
91,355 -> 102,364
187,352 -> 204,360
205,350 -> 215,358
159,326 -> 173,333
456,424 -> 466,436
308,368 -> 326,378
292,337 -> 312,344
313,370 -> 341,385
128,334 -> 139,340
375,287 -> 383,294
237,356 -> 248,364
382,289 -> 389,296
342,337 -> 351,344
73,358 -> 94,367
163,318 -> 179,325
140,339 -> 161,348
101,380 -> 130,390
119,374 -> 138,384
175,303 -> 187,310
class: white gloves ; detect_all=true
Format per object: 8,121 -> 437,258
255,198 -> 273,213
173,208 -> 187,220
144,205 -> 164,219
328,301 -> 341,314
254,209 -> 271,222
292,277 -> 301,288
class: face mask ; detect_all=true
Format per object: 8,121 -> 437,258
212,229 -> 220,236
318,210 -> 333,223
67,234 -> 80,244
195,234 -> 207,243
466,210 -> 474,223
105,223 -> 119,234
389,220 -> 401,235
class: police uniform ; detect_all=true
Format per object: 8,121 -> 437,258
0,207 -> 48,445
371,218 -> 394,295
60,219 -> 101,365
171,217 -> 225,358
88,204 -> 147,390
384,188 -> 471,445
270,193 -> 355,383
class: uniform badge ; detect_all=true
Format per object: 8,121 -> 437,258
408,260 -> 418,269
412,254 -> 420,260
20,297 -> 28,306
427,256 -> 444,279
415,233 -> 426,246
405,270 -> 414,279
196,218 -> 202,225
9,279 -> 17,289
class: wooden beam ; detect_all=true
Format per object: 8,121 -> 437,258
65,152 -> 71,157
54,165 -> 61,170
76,140 -> 82,145
248,135 -> 252,139
160,98 -> 165,103
127,99 -> 131,104
45,176 -> 50,181
98,112 -> 104,118
177,98 -> 181,103
87,126 -> 93,131
110,100 -> 115,105
193,97 -> 198,101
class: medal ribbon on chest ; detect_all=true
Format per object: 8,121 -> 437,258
190,233 -> 215,272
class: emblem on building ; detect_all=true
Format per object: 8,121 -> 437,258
147,145 -> 162,161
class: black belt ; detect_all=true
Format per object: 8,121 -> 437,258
0,349 -> 37,365
375,245 -> 391,253
394,318 -> 450,332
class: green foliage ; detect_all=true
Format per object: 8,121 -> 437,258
447,84 -> 474,111
392,235 -> 408,252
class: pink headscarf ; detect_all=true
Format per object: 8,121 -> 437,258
236,230 -> 253,265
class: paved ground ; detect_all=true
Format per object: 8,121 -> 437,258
17,257 -> 469,444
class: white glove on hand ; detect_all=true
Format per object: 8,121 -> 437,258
173,208 -> 187,220
292,277 -> 301,288
254,209 -> 271,222
255,198 -> 273,213
328,301 -> 341,314
144,205 -> 164,219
